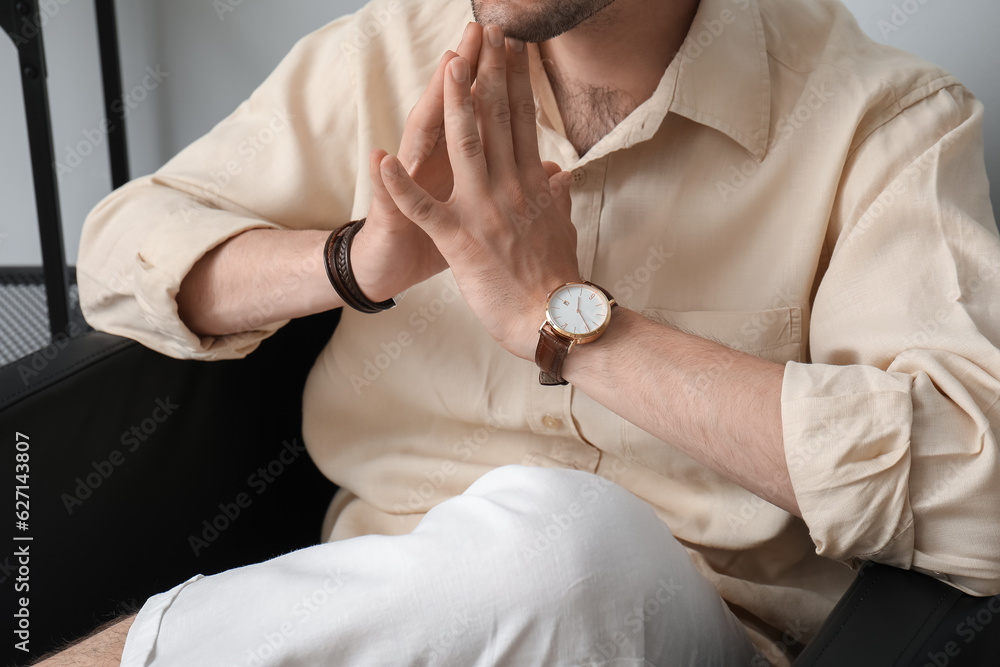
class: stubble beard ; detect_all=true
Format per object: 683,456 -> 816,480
470,0 -> 620,43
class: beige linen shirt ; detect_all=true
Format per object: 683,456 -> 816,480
78,0 -> 1000,658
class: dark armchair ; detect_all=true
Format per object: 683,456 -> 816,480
0,311 -> 340,666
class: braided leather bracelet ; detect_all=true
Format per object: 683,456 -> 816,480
324,219 -> 396,314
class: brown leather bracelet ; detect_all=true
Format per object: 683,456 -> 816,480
324,219 -> 396,314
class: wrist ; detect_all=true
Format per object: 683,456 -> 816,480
533,280 -> 617,385
347,222 -> 404,303
559,306 -> 636,383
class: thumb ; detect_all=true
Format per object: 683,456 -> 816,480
541,161 -> 563,180
548,170 -> 574,220
379,154 -> 451,238
368,148 -> 399,215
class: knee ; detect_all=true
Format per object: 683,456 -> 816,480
411,466 -> 753,664
464,465 -> 690,603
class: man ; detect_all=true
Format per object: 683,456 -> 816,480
52,0 -> 1000,663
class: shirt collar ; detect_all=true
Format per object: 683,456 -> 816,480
671,0 -> 771,161
529,0 -> 771,165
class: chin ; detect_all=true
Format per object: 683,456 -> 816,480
469,0 -> 617,43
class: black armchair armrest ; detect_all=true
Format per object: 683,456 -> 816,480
0,311 -> 340,666
794,561 -> 1000,666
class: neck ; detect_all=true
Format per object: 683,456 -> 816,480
538,0 -> 700,155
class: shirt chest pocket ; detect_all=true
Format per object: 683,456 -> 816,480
640,306 -> 805,364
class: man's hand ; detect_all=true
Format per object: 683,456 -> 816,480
177,25 -> 487,336
352,23 -> 485,302
377,25 -> 579,358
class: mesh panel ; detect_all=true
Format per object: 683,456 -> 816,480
0,270 -> 82,367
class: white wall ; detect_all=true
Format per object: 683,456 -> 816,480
1,0 -> 105,267
0,0 -> 361,267
1,0 -> 997,266
840,0 -> 1000,225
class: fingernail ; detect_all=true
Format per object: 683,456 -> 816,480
507,37 -> 524,53
380,156 -> 399,178
488,25 -> 504,48
450,58 -> 469,83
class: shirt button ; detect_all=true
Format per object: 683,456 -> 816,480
572,170 -> 586,185
542,415 -> 564,430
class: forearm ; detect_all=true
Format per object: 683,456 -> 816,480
33,615 -> 135,666
177,228 -> 343,336
564,307 -> 800,516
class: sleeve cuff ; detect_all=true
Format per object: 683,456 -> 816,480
781,360 -> 916,567
129,200 -> 285,360
120,575 -> 204,667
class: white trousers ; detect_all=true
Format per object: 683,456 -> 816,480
121,466 -> 761,666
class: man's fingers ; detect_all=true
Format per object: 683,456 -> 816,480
456,22 -> 484,80
369,148 -> 399,211
475,24 -> 515,174
506,37 -> 543,175
399,22 -> 484,171
444,57 -> 490,194
379,154 -> 453,238
399,50 -> 458,171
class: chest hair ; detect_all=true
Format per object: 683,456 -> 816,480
547,74 -> 639,156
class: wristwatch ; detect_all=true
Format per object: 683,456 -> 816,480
534,281 -> 616,386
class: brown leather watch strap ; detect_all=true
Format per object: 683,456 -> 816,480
535,323 -> 571,386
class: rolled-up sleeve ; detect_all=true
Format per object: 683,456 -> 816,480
78,13 -> 362,359
782,84 -> 1000,595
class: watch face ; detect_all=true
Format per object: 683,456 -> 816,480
546,283 -> 612,340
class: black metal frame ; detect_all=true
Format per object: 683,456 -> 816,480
0,0 -> 128,340
94,0 -> 129,189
